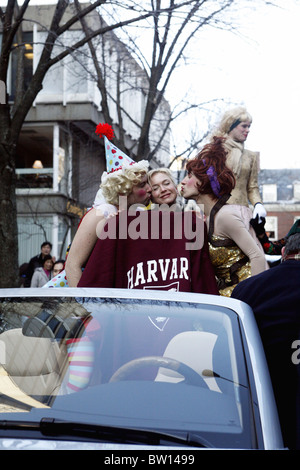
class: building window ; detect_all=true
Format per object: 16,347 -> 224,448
265,216 -> 278,240
262,184 -> 277,202
15,124 -> 71,194
17,215 -> 54,266
17,215 -> 70,266
293,183 -> 300,201
15,125 -> 54,189
10,32 -> 33,101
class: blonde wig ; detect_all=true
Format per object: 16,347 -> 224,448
148,167 -> 176,187
100,166 -> 148,206
211,106 -> 252,139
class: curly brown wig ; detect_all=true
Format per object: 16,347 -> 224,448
186,137 -> 235,198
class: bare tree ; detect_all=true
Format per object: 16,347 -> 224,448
78,0 -> 282,170
76,1 -> 238,164
0,0 -> 170,287
0,0 -> 281,287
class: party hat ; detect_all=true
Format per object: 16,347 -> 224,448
95,123 -> 149,183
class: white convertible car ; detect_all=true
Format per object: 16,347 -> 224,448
0,288 -> 284,450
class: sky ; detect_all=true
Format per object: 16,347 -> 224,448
240,1 -> 300,169
1,0 -> 300,169
165,0 -> 300,169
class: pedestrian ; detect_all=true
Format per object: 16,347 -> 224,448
30,254 -> 54,287
210,106 -> 266,225
231,233 -> 300,450
44,259 -> 68,288
24,241 -> 53,287
52,259 -> 65,277
180,136 -> 267,296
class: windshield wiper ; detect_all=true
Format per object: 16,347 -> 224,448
0,417 -> 212,447
39,418 -> 213,447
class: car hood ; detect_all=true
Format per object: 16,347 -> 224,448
0,438 -> 200,451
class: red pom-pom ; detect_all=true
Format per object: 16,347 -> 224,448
95,123 -> 114,140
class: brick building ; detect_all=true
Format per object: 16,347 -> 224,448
258,169 -> 300,240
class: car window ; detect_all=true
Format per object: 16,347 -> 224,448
0,296 -> 256,448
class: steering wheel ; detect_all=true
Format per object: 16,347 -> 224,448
109,356 -> 208,388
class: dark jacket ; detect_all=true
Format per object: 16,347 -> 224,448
232,260 -> 300,346
232,260 -> 300,450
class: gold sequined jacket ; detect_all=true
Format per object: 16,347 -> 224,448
224,143 -> 262,207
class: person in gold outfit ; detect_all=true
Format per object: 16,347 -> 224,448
180,137 -> 267,296
210,106 -> 266,224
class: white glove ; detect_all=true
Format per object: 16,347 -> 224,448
252,203 -> 267,222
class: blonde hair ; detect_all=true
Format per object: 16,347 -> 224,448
211,106 -> 252,138
148,168 -> 176,186
100,167 -> 148,206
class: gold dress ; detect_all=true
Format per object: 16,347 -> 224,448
209,236 -> 251,297
207,194 -> 252,297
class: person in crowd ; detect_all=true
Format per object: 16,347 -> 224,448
52,259 -> 65,277
24,241 -> 53,287
180,136 -> 267,296
64,123 -> 152,287
43,259 -> 67,288
209,106 -> 266,224
231,232 -> 300,450
30,255 -> 54,287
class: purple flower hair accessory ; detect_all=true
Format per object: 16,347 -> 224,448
206,165 -> 221,198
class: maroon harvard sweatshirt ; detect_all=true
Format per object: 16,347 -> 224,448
78,210 -> 218,295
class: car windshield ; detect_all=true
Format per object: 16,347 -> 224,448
0,295 -> 256,448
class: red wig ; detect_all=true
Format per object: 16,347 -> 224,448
186,137 -> 235,197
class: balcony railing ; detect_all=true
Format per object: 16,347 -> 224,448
16,168 -> 53,189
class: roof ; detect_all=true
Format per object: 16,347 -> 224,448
258,169 -> 300,201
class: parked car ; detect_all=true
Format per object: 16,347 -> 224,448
0,287 -> 283,450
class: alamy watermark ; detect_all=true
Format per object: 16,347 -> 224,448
0,81 -> 6,104
95,196 -> 205,250
291,340 -> 300,364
